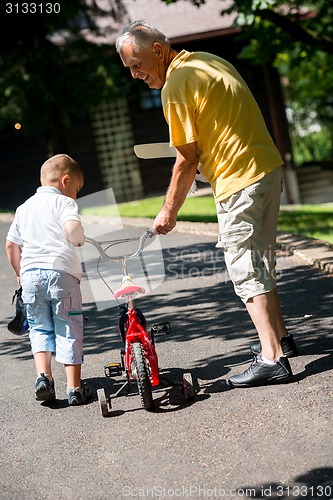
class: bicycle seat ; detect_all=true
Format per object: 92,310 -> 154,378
114,284 -> 146,299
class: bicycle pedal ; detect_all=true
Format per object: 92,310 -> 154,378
151,322 -> 171,336
104,363 -> 123,377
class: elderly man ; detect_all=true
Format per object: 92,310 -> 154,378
116,20 -> 298,388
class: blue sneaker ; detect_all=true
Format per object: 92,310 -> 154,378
35,373 -> 55,401
67,382 -> 92,406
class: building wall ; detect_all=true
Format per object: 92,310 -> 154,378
0,127 -> 46,211
0,120 -> 103,211
90,97 -> 144,202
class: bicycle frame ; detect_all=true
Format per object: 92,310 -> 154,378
122,307 -> 159,386
85,228 -> 159,387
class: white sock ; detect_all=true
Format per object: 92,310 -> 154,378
261,355 -> 276,365
67,386 -> 81,395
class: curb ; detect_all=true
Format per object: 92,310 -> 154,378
276,232 -> 333,274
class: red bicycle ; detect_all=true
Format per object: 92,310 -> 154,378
85,229 -> 196,416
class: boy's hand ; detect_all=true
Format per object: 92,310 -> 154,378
6,240 -> 22,280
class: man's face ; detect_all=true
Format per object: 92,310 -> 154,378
120,41 -> 167,89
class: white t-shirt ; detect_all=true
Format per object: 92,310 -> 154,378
7,186 -> 83,279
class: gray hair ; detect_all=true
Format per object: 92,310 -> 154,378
116,20 -> 170,53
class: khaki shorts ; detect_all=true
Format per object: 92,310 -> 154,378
216,167 -> 283,303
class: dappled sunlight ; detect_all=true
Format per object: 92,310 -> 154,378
79,239 -> 333,389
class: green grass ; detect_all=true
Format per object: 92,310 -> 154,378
83,195 -> 218,222
277,203 -> 333,243
82,196 -> 333,244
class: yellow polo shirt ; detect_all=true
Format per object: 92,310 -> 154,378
161,50 -> 283,202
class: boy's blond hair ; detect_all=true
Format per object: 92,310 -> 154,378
40,154 -> 83,184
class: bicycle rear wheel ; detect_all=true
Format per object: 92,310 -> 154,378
132,342 -> 154,411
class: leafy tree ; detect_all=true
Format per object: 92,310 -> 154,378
230,0 -> 333,163
222,0 -> 333,58
163,0 -> 333,59
277,47 -> 333,163
0,0 -> 129,153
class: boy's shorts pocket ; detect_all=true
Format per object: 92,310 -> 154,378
21,292 -> 37,305
49,285 -> 78,300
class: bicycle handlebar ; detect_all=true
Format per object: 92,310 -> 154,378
84,228 -> 155,262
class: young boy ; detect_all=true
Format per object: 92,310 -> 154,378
6,154 -> 91,406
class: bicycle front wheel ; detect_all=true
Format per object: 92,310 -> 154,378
132,342 -> 154,411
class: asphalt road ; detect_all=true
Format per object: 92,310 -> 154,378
0,214 -> 332,500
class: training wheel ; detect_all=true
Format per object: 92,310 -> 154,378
97,388 -> 111,417
182,372 -> 195,401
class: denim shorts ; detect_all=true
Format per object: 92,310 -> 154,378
21,269 -> 84,364
216,167 -> 283,303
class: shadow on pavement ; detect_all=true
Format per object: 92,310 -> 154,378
1,241 -> 332,384
238,466 -> 333,499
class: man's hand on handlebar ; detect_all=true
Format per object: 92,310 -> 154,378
153,208 -> 177,235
